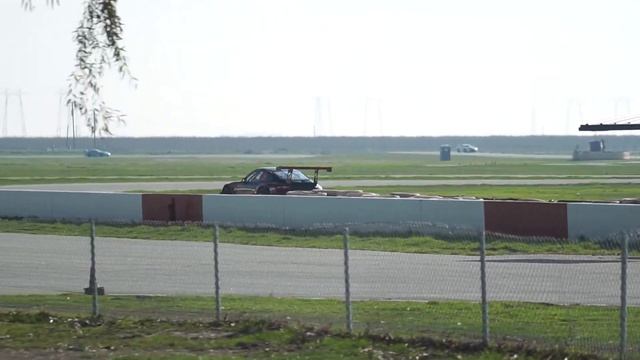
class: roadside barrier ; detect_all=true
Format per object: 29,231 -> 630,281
1,189 -> 640,240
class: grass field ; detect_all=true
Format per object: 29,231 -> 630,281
1,153 -> 638,358
344,183 -> 640,201
2,153 -> 639,201
2,153 -> 640,185
0,219 -> 634,256
0,294 -> 635,359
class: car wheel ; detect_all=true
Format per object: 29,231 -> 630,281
257,186 -> 270,195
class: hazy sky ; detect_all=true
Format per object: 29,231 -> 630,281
1,0 -> 640,137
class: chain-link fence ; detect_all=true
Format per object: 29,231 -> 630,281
484,231 -> 639,357
0,219 -> 637,358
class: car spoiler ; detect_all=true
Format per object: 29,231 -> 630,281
276,166 -> 333,184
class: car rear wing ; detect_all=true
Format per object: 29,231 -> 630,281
276,166 -> 333,184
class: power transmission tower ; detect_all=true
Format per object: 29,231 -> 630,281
614,97 -> 631,119
579,98 -> 640,132
2,89 -> 7,137
314,97 -> 322,137
376,98 -> 382,136
326,98 -> 333,135
314,97 -> 333,137
66,102 -> 78,149
530,106 -> 537,135
56,90 -> 65,137
1,89 -> 27,137
566,99 -> 583,135
18,90 -> 26,136
364,97 -> 383,136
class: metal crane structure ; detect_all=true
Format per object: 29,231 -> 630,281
579,115 -> 640,131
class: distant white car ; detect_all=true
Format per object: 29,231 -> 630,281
457,144 -> 479,153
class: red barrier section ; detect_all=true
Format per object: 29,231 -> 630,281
484,201 -> 568,238
142,194 -> 203,222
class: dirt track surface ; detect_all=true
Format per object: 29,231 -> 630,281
1,233 -> 637,306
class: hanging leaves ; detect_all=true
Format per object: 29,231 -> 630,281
21,0 -> 59,11
67,0 -> 136,136
22,0 -> 135,137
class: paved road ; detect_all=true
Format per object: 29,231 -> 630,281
3,178 -> 640,192
390,151 -> 573,159
0,154 -> 318,159
1,233 -> 637,305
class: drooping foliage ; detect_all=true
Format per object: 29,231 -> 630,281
22,0 -> 135,136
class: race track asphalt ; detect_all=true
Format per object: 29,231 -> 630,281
1,233 -> 637,306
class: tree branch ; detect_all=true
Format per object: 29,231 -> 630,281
67,0 -> 136,136
23,0 -> 135,137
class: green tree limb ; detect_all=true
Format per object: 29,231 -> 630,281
23,0 -> 135,137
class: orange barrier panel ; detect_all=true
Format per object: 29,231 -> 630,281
484,201 -> 568,239
142,194 -> 203,222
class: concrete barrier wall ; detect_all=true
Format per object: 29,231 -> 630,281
568,202 -> 640,239
142,194 -> 203,222
0,190 -> 142,222
1,190 -> 639,240
203,195 -> 485,232
484,201 -> 568,238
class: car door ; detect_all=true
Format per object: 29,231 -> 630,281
235,170 -> 262,192
262,172 -> 289,194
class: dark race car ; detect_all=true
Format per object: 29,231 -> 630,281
221,166 -> 332,195
85,148 -> 111,157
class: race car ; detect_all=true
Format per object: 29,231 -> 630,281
220,166 -> 332,195
85,148 -> 111,157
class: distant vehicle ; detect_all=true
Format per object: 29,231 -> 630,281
457,144 -> 479,153
85,148 -> 111,157
221,166 -> 332,195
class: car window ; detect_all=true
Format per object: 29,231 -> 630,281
273,169 -> 311,182
258,171 -> 274,182
245,171 -> 260,182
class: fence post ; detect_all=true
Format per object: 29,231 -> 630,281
89,220 -> 98,317
480,230 -> 489,346
620,232 -> 629,360
213,224 -> 221,322
343,227 -> 353,334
